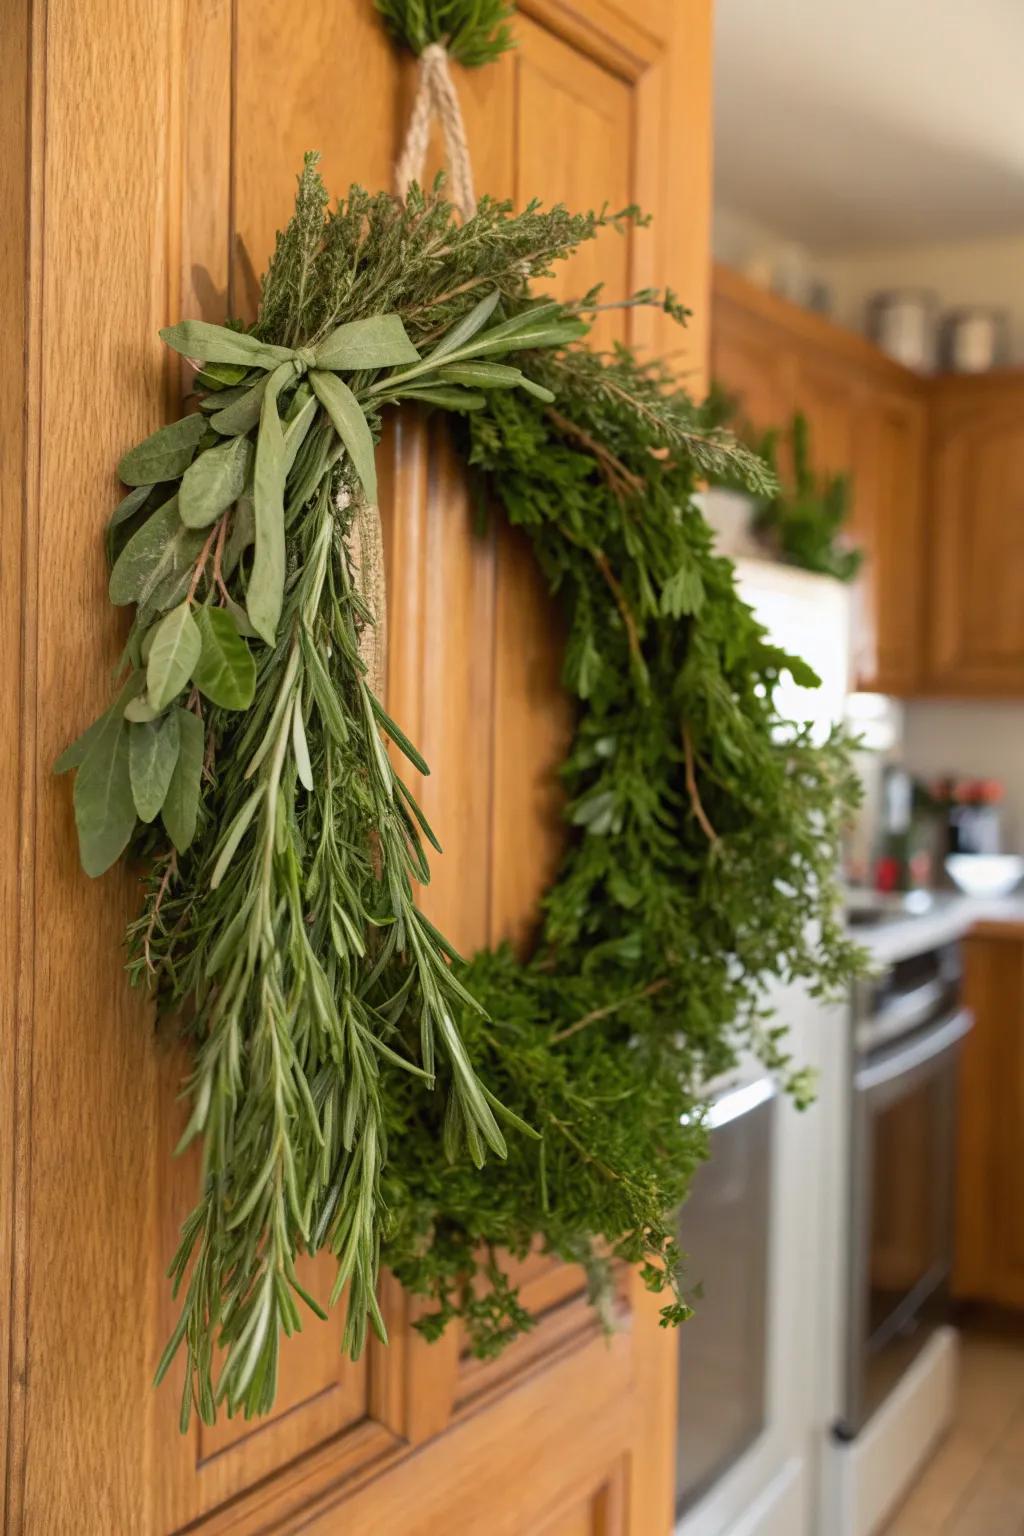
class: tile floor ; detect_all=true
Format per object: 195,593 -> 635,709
882,1320 -> 1024,1534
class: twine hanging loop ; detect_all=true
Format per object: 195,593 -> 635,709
395,42 -> 478,222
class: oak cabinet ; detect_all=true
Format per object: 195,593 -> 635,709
711,265 -> 927,695
927,372 -> 1024,696
3,0 -> 711,1531
954,927 -> 1024,1309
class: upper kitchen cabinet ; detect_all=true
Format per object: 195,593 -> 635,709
926,371 -> 1024,696
712,265 -> 927,695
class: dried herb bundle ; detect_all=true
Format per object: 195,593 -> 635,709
58,158 -> 861,1427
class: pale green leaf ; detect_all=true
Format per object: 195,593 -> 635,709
161,708 -> 204,853
435,361 -> 523,389
291,695 -> 313,791
159,319 -> 293,374
179,435 -> 254,528
73,708 -> 136,877
393,385 -> 486,411
427,289 -> 501,363
314,313 -> 420,372
210,373 -> 270,437
109,498 -> 205,608
118,414 -> 206,487
193,606 -> 256,710
54,673 -> 145,774
309,370 -> 377,502
147,601 -> 202,710
247,363 -> 293,646
283,393 -> 318,475
129,711 -> 181,823
210,787 -> 264,888
123,694 -> 162,723
222,496 -> 255,579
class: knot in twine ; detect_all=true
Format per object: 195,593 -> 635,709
395,42 -> 477,223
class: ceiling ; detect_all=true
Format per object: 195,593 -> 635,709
714,0 -> 1024,251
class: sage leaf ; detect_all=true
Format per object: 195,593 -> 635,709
222,496 -> 255,579
54,672 -> 145,773
210,373 -> 271,437
196,360 -> 250,389
309,370 -> 377,503
193,606 -> 256,710
129,711 -> 181,823
160,319 -> 293,374
518,376 -> 556,403
435,361 -> 523,389
73,708 -> 136,877
124,694 -> 163,723
283,393 -> 318,475
179,435 -> 254,529
161,708 -> 204,853
109,498 -> 205,608
247,363 -> 293,646
394,385 -> 486,412
118,414 -> 206,487
147,601 -> 202,709
314,313 -> 419,372
427,289 -> 501,363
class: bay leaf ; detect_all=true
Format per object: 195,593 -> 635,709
109,498 -> 205,608
160,319 -> 293,374
147,601 -> 202,709
179,434 -> 254,528
118,413 -> 206,487
309,370 -> 378,504
129,711 -> 181,823
247,362 -> 293,646
73,707 -> 136,877
193,606 -> 256,710
161,707 -> 204,853
314,313 -> 420,372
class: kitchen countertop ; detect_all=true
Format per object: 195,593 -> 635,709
845,891 -> 1024,966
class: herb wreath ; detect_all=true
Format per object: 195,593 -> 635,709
56,8 -> 862,1433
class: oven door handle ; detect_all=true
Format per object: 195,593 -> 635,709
854,1007 -> 973,1093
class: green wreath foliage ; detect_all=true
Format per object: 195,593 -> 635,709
57,156 -> 861,1428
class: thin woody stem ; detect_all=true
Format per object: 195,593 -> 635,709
682,723 -> 718,845
552,978 -> 670,1043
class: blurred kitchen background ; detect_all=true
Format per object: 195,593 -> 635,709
674,5 -> 1024,1536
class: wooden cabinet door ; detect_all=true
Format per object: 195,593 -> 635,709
710,265 -> 926,696
3,1 -> 710,1532
927,373 -> 1024,696
955,930 -> 1024,1308
849,384 -> 926,694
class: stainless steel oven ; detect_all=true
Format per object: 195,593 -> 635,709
837,942 -> 972,1439
676,1074 -> 776,1514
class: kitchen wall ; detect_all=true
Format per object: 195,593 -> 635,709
901,700 -> 1024,853
714,204 -> 1024,365
825,231 -> 1024,365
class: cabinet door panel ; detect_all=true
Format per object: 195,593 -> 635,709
7,1 -> 708,1531
929,378 -> 1024,695
851,388 -> 925,693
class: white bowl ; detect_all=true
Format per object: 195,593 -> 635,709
945,853 -> 1024,899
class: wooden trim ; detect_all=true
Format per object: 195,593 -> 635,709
1,0 -> 40,1527
714,262 -> 925,393
519,0 -> 667,76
